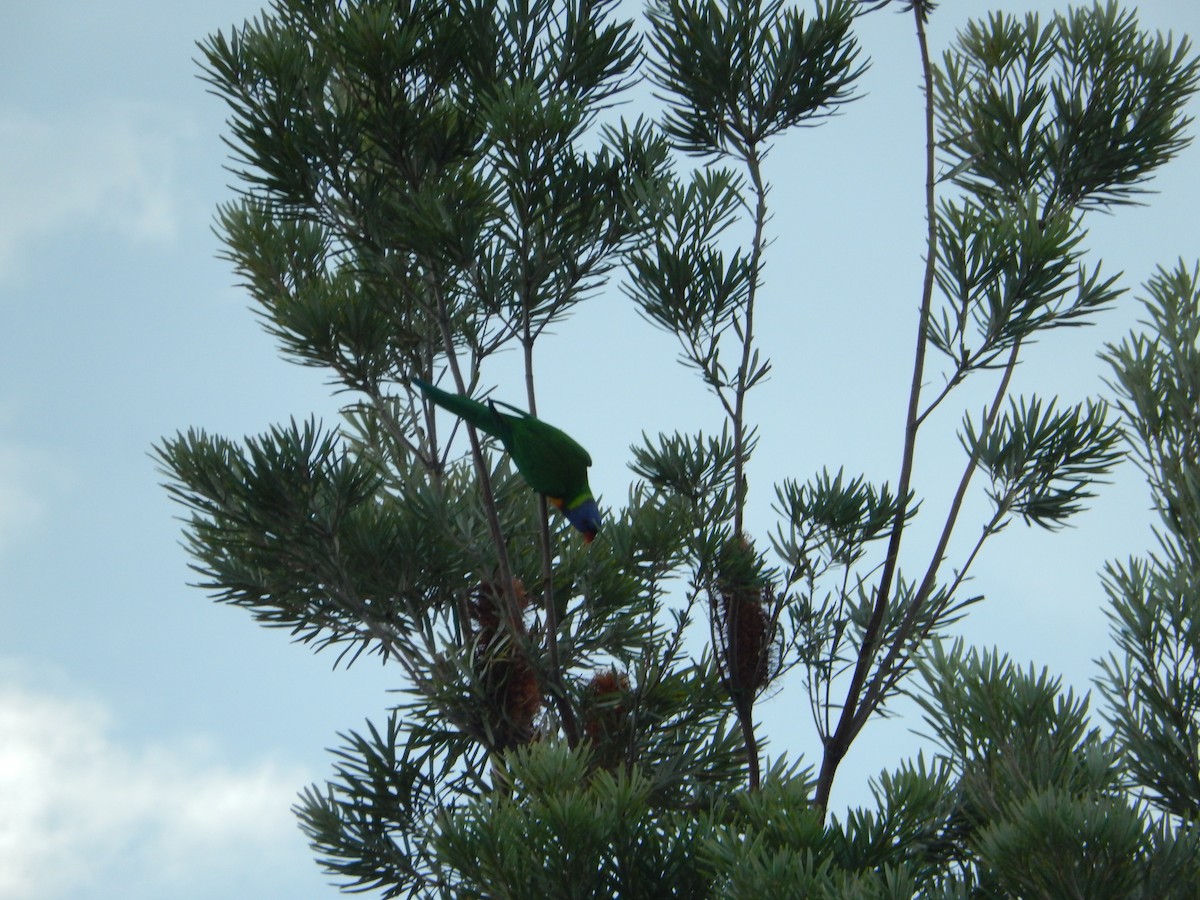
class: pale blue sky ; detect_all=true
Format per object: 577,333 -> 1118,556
3,2 -> 1199,898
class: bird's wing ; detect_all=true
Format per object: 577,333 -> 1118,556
507,418 -> 592,500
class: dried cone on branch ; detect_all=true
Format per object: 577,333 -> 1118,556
468,580 -> 541,751
581,667 -> 633,771
712,537 -> 778,703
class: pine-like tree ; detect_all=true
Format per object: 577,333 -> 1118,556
155,1 -> 1200,895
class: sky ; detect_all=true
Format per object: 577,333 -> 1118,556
3,1 -> 1200,898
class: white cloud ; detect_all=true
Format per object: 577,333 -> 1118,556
0,103 -> 192,281
0,674 -> 312,900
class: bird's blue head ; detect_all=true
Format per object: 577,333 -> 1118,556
563,496 -> 602,543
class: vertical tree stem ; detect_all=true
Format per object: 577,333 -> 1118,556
732,146 -> 769,539
854,343 -> 1020,733
426,268 -> 523,637
814,4 -> 937,817
523,316 -> 580,746
725,144 -> 770,790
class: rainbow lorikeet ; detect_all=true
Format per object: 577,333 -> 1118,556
412,378 -> 601,542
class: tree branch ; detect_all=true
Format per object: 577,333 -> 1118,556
521,329 -> 582,747
853,341 -> 1020,737
813,4 -> 938,816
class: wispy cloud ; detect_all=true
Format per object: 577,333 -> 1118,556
0,443 -> 44,555
0,103 -> 193,282
0,672 -> 314,900
0,404 -> 75,557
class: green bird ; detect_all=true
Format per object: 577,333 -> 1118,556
412,378 -> 602,542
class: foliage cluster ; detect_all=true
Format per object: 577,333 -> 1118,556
156,0 -> 1200,895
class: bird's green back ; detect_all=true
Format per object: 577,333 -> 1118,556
412,378 -> 594,504
506,416 -> 592,503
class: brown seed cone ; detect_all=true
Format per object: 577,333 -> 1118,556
469,580 -> 542,751
582,667 -> 633,771
712,537 -> 777,701
718,584 -> 774,697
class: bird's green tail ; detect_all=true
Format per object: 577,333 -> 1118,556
411,378 -> 506,439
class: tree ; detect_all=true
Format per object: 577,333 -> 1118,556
1099,262 -> 1200,823
155,0 -> 1200,895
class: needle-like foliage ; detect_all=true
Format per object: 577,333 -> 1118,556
1099,263 -> 1200,822
155,1 -> 1200,895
